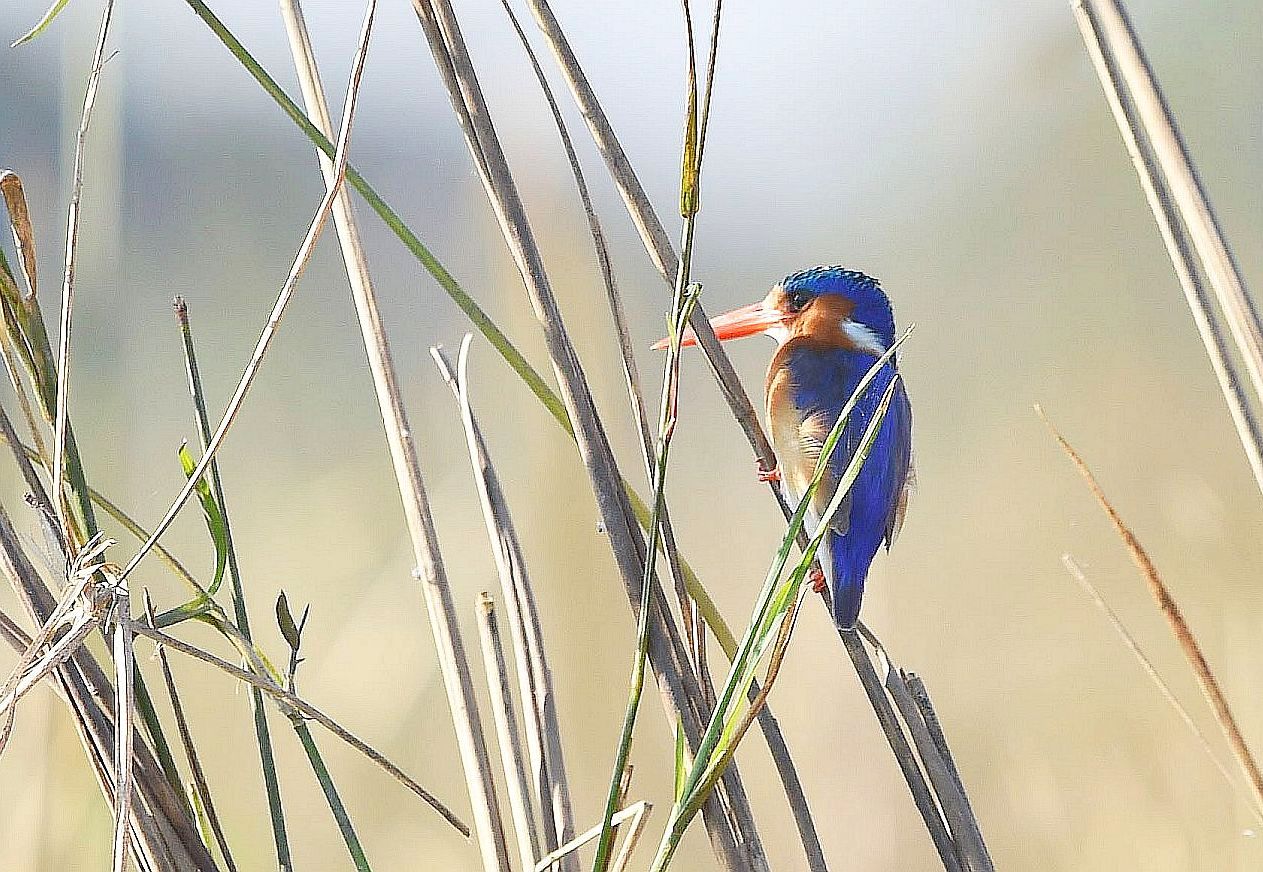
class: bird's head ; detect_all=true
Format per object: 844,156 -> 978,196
654,266 -> 895,356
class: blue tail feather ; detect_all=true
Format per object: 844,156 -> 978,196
828,530 -> 868,628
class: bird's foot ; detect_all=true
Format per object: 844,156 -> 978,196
808,566 -> 827,595
756,461 -> 782,483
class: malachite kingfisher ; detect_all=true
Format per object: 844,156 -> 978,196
656,266 -> 913,628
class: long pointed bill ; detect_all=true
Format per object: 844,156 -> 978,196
652,301 -> 785,350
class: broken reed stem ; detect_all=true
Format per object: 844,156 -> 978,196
432,337 -> 578,870
1071,0 -> 1263,495
110,600 -> 136,872
277,4 -> 511,870
873,645 -> 992,871
412,2 -> 762,867
476,593 -> 543,870
1040,406 -> 1263,821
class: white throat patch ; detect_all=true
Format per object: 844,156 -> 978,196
841,320 -> 886,355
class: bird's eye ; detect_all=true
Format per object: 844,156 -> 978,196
785,289 -> 813,312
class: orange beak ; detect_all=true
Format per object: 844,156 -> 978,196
652,300 -> 786,350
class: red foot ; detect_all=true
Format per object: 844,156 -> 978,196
808,566 -> 827,595
756,462 -> 782,483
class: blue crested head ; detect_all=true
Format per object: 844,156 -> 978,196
780,266 -> 896,352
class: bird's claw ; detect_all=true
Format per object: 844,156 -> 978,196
756,461 -> 782,483
808,566 -> 827,595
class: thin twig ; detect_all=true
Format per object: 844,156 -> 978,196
277,2 -> 509,869
432,337 -> 577,868
1071,0 -> 1263,495
1060,554 -> 1256,820
476,593 -> 543,870
1040,405 -> 1263,821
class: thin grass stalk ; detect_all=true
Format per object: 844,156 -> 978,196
175,291 -> 291,866
495,0 -> 700,685
433,338 -> 577,868
51,0 -> 113,544
292,720 -> 372,872
1040,407 -> 1263,819
1059,555 -> 1254,819
476,593 -> 544,870
594,280 -> 701,872
275,3 -> 510,870
412,3 -> 764,866
0,322 -> 47,467
1071,0 -> 1263,494
143,594 -> 238,872
521,0 -> 773,470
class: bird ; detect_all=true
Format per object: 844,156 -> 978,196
656,266 -> 913,628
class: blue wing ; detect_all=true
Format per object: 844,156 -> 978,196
788,347 -> 912,627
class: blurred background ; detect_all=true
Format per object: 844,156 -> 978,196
1,0 -> 1261,869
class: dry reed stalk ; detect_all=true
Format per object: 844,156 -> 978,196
477,593 -> 544,869
412,3 -> 766,868
433,337 -> 578,869
277,4 -> 511,869
872,644 -> 992,871
1040,407 -> 1263,820
51,0 -> 113,546
1071,0 -> 1263,494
